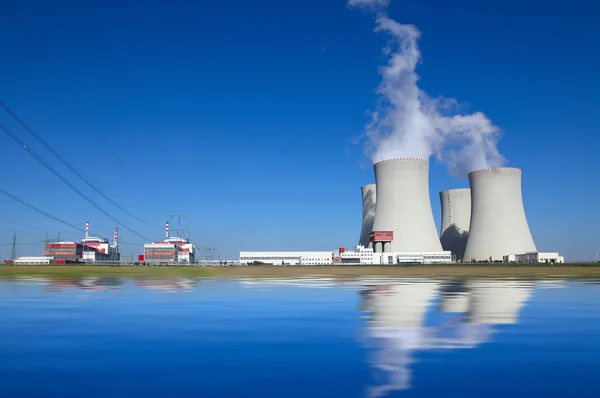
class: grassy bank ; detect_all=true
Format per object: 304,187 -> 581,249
1,265 -> 600,279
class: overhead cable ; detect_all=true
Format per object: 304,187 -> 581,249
0,126 -> 150,241
0,99 -> 159,228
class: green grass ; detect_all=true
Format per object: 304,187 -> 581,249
0,265 -> 218,278
1,264 -> 600,280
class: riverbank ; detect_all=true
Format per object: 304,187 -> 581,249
1,265 -> 600,279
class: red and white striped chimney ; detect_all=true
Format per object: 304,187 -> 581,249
114,228 -> 118,247
165,221 -> 169,239
85,221 -> 89,238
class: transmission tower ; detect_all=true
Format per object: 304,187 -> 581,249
169,215 -> 191,240
11,232 -> 16,260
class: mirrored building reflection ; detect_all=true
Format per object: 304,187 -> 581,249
136,278 -> 198,293
361,279 -> 534,397
45,276 -> 124,292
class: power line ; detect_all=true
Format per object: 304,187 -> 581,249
0,122 -> 151,241
0,188 -> 87,233
0,99 -> 159,228
98,134 -> 130,173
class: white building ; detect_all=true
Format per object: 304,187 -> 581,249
335,245 -> 453,265
14,256 -> 54,265
239,251 -> 333,266
503,252 -> 564,264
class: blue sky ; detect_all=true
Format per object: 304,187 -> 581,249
1,0 -> 599,260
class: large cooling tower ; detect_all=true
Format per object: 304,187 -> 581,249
359,184 -> 377,247
463,167 -> 537,262
439,188 -> 471,260
371,159 -> 442,253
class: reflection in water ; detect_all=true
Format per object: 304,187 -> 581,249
361,279 -> 533,397
136,278 -> 198,293
45,277 -> 123,292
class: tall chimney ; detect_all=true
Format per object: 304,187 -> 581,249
165,221 -> 169,239
85,221 -> 89,238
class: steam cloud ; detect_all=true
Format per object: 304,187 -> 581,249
350,0 -> 505,177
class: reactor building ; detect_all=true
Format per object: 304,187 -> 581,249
370,158 -> 443,253
42,221 -> 120,263
439,188 -> 471,261
359,184 -> 377,248
463,167 -> 537,262
142,222 -> 195,264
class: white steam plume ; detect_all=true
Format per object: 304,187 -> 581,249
350,2 -> 505,177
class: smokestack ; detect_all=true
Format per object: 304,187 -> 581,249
359,184 -> 376,248
165,221 -> 169,239
114,228 -> 118,247
371,158 -> 442,253
439,189 -> 471,261
463,167 -> 537,262
85,221 -> 89,238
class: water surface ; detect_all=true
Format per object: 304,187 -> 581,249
0,276 -> 599,397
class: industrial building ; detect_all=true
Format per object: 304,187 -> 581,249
14,256 -> 53,265
463,167 -> 538,262
503,252 -> 565,264
334,245 -> 452,265
142,222 -> 195,264
371,158 -> 443,253
239,251 -> 333,266
42,222 -> 120,264
439,188 -> 471,261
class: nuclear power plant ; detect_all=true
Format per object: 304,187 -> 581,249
345,161 -> 564,265
239,157 -> 564,265
439,188 -> 471,261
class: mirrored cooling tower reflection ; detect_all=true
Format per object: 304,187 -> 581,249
360,279 -> 533,397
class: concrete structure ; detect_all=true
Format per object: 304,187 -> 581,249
335,245 -> 452,265
14,256 -> 53,265
239,251 -> 333,265
439,188 -> 471,261
504,252 -> 564,264
463,167 -> 537,262
371,159 -> 442,253
359,184 -> 377,248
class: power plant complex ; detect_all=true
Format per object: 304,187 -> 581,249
239,158 -> 563,266
6,159 -> 563,266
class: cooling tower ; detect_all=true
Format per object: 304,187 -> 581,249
371,159 -> 442,253
359,184 -> 377,248
463,167 -> 537,262
439,188 -> 471,261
